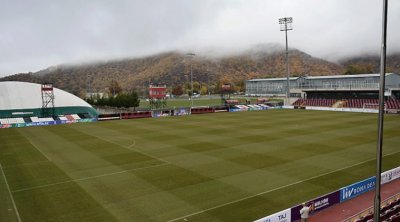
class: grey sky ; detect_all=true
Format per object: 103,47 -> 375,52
1,0 -> 399,77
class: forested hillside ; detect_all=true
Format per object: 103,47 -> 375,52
1,45 -> 399,97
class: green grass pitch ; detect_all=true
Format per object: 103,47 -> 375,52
1,109 -> 399,222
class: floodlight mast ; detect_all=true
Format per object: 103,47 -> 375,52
279,17 -> 293,106
186,53 -> 196,108
374,0 -> 388,221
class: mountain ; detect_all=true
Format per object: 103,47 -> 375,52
339,53 -> 400,74
1,45 -> 398,96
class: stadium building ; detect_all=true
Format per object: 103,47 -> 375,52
246,73 -> 400,98
246,73 -> 400,110
0,81 -> 97,126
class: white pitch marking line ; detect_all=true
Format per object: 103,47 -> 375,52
0,163 -> 22,222
167,150 -> 400,222
24,135 -> 52,162
12,162 -> 169,193
82,132 -> 170,164
127,140 -> 136,149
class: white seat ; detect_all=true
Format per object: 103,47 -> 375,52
31,117 -> 39,122
71,114 -> 81,120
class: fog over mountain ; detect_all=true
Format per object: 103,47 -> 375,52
1,0 -> 400,77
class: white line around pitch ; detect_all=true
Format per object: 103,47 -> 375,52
0,163 -> 22,222
12,162 -> 169,193
167,150 -> 400,222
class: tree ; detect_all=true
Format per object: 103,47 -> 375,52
171,85 -> 183,96
200,85 -> 208,95
193,81 -> 200,93
108,80 -> 122,96
128,91 -> 140,110
184,82 -> 192,97
344,64 -> 374,75
235,80 -> 246,93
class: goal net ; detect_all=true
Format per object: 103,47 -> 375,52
363,103 -> 386,110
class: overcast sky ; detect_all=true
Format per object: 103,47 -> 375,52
1,0 -> 399,77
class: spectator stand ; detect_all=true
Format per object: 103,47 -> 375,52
292,98 -> 400,114
344,193 -> 400,222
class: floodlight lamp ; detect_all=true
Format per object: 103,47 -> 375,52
280,23 -> 293,31
279,17 -> 293,31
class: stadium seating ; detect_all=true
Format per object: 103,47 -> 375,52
292,98 -> 337,107
71,114 -> 81,120
235,105 -> 249,111
28,117 -> 55,122
354,203 -> 400,222
342,98 -> 400,110
386,99 -> 400,110
292,98 -> 305,106
30,117 -> 40,122
293,98 -> 400,110
41,117 -> 54,122
65,115 -> 76,121
0,113 -> 92,126
344,99 -> 379,109
59,116 -> 68,121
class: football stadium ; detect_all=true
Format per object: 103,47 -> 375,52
1,72 -> 400,222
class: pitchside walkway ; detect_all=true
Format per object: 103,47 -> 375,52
309,179 -> 400,222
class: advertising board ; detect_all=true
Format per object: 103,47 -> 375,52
0,124 -> 12,129
305,107 -> 378,113
381,166 -> 400,185
25,121 -> 56,127
254,208 -> 291,222
291,191 -> 340,221
340,176 -> 375,202
1,118 -> 97,129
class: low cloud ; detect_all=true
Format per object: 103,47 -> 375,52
0,0 -> 399,76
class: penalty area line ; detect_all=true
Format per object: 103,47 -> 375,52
167,150 -> 400,222
78,130 -> 170,164
12,162 -> 169,193
24,135 -> 52,162
0,163 -> 22,222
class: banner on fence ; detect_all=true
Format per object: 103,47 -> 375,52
291,191 -> 340,221
381,166 -> 400,185
251,165 -> 400,222
254,208 -> 291,222
1,118 -> 96,129
305,106 -> 378,113
229,108 -> 246,112
340,176 -> 375,202
26,121 -> 56,127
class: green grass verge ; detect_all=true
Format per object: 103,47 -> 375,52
138,97 -> 270,108
0,109 -> 399,222
139,98 -> 224,108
